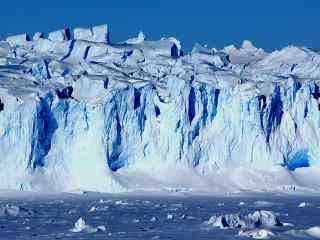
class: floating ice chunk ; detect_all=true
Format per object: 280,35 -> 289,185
115,200 -> 129,205
48,29 -> 70,41
0,205 -> 34,217
254,201 -> 280,207
98,199 -> 109,204
287,226 -> 320,239
150,217 -> 158,222
70,217 -> 105,233
167,214 -> 173,220
6,33 -> 30,46
89,206 -> 97,212
71,218 -> 87,232
68,209 -> 77,215
89,206 -> 109,212
238,229 -> 275,239
204,210 -> 284,229
305,226 -> 320,239
97,225 -> 106,232
298,202 -> 312,207
239,202 -> 245,206
248,211 -> 283,227
132,219 -> 140,223
68,189 -> 88,195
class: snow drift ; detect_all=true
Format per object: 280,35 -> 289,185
0,25 -> 320,193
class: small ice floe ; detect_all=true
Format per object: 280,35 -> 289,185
89,206 -> 109,212
167,214 -> 173,220
204,210 -> 285,229
164,187 -> 191,193
115,200 -> 130,206
0,205 -> 34,217
70,218 -> 106,233
217,203 -> 224,207
150,217 -> 158,222
89,206 -> 97,212
254,201 -> 280,207
171,203 -> 183,208
98,199 -> 110,204
239,202 -> 245,206
298,202 -> 313,208
287,226 -> 320,239
132,219 -> 140,223
305,226 -> 320,238
68,189 -> 88,195
238,229 -> 275,239
68,209 -> 78,215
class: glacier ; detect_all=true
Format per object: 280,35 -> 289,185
0,24 -> 320,193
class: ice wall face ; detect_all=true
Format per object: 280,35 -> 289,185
0,27 -> 320,192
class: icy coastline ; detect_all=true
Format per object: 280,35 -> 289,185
0,25 -> 319,193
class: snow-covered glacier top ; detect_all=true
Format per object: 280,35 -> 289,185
0,24 -> 320,193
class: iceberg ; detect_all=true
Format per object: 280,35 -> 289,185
204,210 -> 284,229
0,24 -> 320,193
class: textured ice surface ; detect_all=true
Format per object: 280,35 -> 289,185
0,24 -> 320,193
204,210 -> 284,229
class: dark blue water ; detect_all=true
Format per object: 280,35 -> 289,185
0,193 -> 319,239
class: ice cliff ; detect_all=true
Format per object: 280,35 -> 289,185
0,25 -> 320,193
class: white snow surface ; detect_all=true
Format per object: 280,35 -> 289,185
0,24 -> 320,193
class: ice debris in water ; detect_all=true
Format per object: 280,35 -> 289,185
115,200 -> 130,205
98,199 -> 110,204
204,210 -> 284,229
238,229 -> 275,239
89,206 -> 97,212
305,226 -> 320,239
89,205 -> 109,212
0,205 -> 34,217
254,201 -> 280,207
150,217 -> 158,222
287,226 -> 320,239
70,217 -> 106,233
167,214 -> 173,220
298,202 -> 313,207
